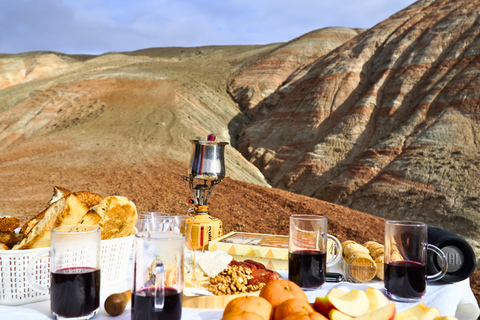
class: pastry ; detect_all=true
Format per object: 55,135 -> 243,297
95,196 -> 137,240
13,194 -> 91,249
13,188 -> 137,250
341,241 -> 376,282
0,216 -> 22,248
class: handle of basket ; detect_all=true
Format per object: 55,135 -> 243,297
27,252 -> 50,294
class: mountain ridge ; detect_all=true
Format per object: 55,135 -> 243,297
229,0 -> 480,256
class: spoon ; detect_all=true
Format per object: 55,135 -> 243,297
104,289 -> 132,316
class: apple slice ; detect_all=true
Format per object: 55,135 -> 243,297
433,317 -> 459,320
329,309 -> 354,320
365,287 -> 390,312
313,289 -> 370,317
395,302 -> 441,320
358,303 -> 395,320
327,287 -> 348,298
330,303 -> 395,320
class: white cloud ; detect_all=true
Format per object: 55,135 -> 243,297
0,0 -> 417,54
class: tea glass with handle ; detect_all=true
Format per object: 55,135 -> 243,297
385,220 -> 448,302
27,225 -> 101,320
136,212 -> 194,250
131,231 -> 184,320
288,214 -> 342,290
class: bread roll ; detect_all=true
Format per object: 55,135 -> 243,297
74,191 -> 104,208
0,216 -> 20,232
0,216 -> 22,248
20,209 -> 46,236
341,240 -> 356,249
21,187 -> 103,237
374,254 -> 385,280
342,241 -> 377,282
48,186 -> 72,205
13,188 -> 136,250
343,243 -> 369,257
13,194 -> 90,249
95,196 -> 137,240
346,252 -> 376,282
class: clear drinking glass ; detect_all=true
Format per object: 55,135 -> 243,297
136,213 -> 194,250
136,212 -> 171,231
385,220 -> 448,302
131,231 -> 185,320
288,215 -> 342,290
28,225 -> 101,320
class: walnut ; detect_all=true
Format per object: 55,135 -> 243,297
207,265 -> 260,295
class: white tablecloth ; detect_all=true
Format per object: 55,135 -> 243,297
1,267 -> 479,320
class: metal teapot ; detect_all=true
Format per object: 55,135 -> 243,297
188,136 -> 228,181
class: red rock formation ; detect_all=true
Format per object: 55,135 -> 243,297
228,27 -> 363,119
232,0 -> 480,253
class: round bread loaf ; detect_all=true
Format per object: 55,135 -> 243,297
343,243 -> 370,257
390,252 -> 403,262
346,252 -> 376,282
374,253 -> 385,280
347,252 -> 375,265
369,245 -> 385,260
366,242 -> 383,251
341,240 -> 356,250
363,241 -> 378,250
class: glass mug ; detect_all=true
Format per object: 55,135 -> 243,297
136,212 -> 194,250
288,215 -> 342,289
385,220 -> 448,302
135,212 -> 171,231
132,231 -> 185,320
28,225 -> 101,320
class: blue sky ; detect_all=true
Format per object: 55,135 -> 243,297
0,0 -> 417,55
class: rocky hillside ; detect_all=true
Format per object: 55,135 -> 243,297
0,27 -> 358,218
229,0 -> 480,257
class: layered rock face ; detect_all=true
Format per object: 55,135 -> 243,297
231,0 -> 480,254
228,27 -> 363,120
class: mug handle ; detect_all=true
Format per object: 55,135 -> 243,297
326,234 -> 342,268
27,252 -> 50,294
155,263 -> 165,312
426,244 -> 448,281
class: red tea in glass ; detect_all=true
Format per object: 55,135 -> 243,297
132,231 -> 184,320
50,267 -> 100,318
27,225 -> 101,320
288,250 -> 326,288
384,221 -> 447,302
131,287 -> 182,320
288,215 -> 341,290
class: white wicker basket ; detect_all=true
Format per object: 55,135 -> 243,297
0,234 -> 134,305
